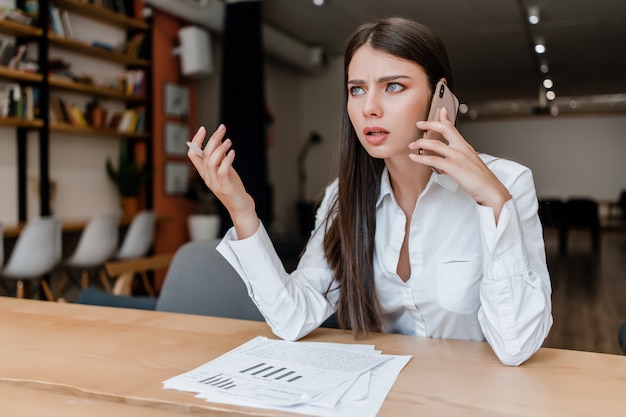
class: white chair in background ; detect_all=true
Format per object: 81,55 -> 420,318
111,210 -> 157,296
56,213 -> 121,297
0,217 -> 62,301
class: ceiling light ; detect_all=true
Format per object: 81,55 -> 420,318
534,39 -> 546,54
527,6 -> 540,25
459,103 -> 469,114
546,91 -> 556,101
539,60 -> 549,73
312,0 -> 324,6
543,78 -> 553,89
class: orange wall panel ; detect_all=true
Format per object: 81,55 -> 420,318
152,9 -> 198,289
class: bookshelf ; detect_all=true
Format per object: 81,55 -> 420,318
0,0 -> 152,222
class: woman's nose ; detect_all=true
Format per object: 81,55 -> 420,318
362,91 -> 382,117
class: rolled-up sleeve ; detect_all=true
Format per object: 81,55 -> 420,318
477,165 -> 553,366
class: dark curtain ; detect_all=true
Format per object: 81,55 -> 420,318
219,1 -> 270,234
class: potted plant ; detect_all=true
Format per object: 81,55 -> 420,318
106,142 -> 150,219
185,173 -> 222,240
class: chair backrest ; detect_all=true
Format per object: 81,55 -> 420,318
538,198 -> 566,228
66,213 -> 121,267
155,239 -> 264,321
115,210 -> 156,260
2,217 -> 62,278
619,190 -> 626,221
565,198 -> 599,227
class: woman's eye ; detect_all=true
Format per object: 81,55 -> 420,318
387,83 -> 404,93
350,86 -> 365,96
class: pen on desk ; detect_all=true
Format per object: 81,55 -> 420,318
186,141 -> 203,157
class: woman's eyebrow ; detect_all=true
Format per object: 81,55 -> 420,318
347,75 -> 411,85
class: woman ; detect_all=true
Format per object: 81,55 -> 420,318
187,17 -> 552,366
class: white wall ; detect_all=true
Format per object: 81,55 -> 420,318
458,115 -> 626,200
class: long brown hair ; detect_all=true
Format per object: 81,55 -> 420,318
323,17 -> 454,337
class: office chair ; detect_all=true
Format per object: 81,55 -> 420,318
0,217 -> 62,300
57,213 -> 121,298
76,239 -> 263,320
619,322 -> 626,355
537,198 -> 567,253
111,210 -> 157,296
562,198 -> 601,254
76,239 -> 339,328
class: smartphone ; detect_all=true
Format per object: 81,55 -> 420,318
421,80 -> 459,173
423,79 -> 459,144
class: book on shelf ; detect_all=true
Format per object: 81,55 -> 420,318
121,69 -> 145,96
91,40 -> 115,51
125,32 -> 148,59
90,0 -> 135,17
110,107 -> 145,133
68,104 -> 87,127
7,44 -> 27,69
48,5 -> 65,37
60,10 -> 73,38
0,83 -> 38,119
0,40 -> 16,67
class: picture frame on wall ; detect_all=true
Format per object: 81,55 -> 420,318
164,122 -> 190,156
164,82 -> 189,117
164,161 -> 189,195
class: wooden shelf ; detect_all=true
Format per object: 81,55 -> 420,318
53,0 -> 149,30
49,76 -> 147,102
0,116 -> 44,128
0,19 -> 43,37
4,1 -> 153,222
0,66 -> 43,83
50,122 -> 149,140
49,34 -> 150,67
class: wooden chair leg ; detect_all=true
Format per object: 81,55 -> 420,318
56,273 -> 69,300
140,271 -> 155,297
99,269 -> 112,293
81,270 -> 89,289
41,280 -> 54,301
16,280 -> 24,298
112,272 -> 134,296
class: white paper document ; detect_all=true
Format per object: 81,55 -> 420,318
162,336 -> 411,417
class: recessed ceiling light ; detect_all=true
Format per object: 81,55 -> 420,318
543,78 -> 553,89
312,0 -> 325,6
534,39 -> 546,54
527,6 -> 540,25
546,91 -> 556,101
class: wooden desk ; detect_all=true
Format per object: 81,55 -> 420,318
1,297 -> 625,416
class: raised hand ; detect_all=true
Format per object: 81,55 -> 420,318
187,124 -> 259,238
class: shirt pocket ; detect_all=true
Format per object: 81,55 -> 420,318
437,257 -> 482,314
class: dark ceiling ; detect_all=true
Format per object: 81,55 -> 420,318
260,0 -> 626,114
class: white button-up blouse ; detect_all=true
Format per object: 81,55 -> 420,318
217,153 -> 553,366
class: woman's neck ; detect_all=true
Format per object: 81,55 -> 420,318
385,156 -> 432,209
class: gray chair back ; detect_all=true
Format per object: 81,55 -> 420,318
155,239 -> 264,321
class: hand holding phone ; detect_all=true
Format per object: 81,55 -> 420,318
423,79 -> 459,143
421,79 -> 459,172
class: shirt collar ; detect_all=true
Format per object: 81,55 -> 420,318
376,167 -> 459,207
